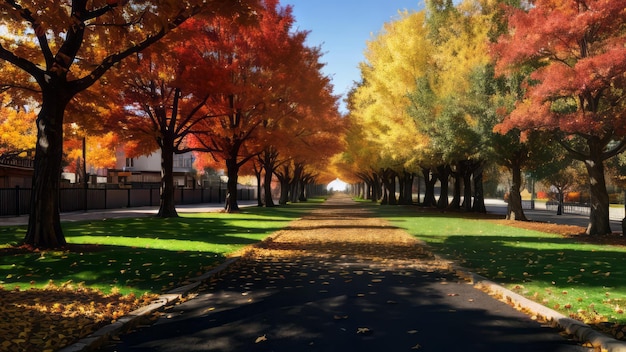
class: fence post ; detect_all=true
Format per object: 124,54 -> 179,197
127,188 -> 131,208
83,183 -> 88,212
15,185 -> 20,217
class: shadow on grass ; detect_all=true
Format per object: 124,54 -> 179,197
0,202 -> 323,295
421,234 -> 626,288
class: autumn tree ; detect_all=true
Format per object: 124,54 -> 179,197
492,0 -> 626,235
0,0 -> 257,248
190,0 -> 339,212
0,96 -> 36,158
104,20 -> 242,218
348,10 -> 430,205
63,129 -> 117,184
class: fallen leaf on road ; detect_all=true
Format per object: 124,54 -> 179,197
255,335 -> 267,343
357,327 -> 371,334
411,343 -> 422,349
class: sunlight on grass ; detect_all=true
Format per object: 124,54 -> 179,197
68,235 -> 248,253
0,202 -> 321,295
372,206 -> 626,325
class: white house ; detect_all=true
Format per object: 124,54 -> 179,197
108,149 -> 196,188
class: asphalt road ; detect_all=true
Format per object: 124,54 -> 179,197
99,197 -> 592,352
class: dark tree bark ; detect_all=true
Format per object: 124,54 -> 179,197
380,168 -> 397,205
24,94 -> 69,248
421,167 -> 437,207
276,164 -> 291,205
156,142 -> 179,218
398,170 -> 414,205
472,161 -> 486,213
449,162 -> 462,210
436,164 -> 450,209
263,165 -> 275,207
584,157 -> 612,235
253,164 -> 263,207
225,157 -> 240,212
506,157 -> 527,221
461,160 -> 473,212
558,135 -> 625,235
258,148 -> 278,207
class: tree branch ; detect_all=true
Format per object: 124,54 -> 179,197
0,43 -> 45,84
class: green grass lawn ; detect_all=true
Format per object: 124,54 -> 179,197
369,204 -> 626,325
0,200 -> 324,295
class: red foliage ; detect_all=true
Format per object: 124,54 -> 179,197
492,0 -> 626,136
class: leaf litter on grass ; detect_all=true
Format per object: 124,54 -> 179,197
0,281 -> 157,352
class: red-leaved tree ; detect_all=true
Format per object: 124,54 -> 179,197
0,0 -> 257,248
492,0 -> 626,235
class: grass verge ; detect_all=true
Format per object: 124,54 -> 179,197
368,204 -> 626,328
0,199 -> 324,351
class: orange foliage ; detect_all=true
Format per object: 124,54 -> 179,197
492,0 -> 626,136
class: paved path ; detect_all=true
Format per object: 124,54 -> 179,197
0,201 -> 256,227
100,195 -> 590,352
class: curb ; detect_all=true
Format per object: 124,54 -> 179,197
58,257 -> 241,352
454,267 -> 626,352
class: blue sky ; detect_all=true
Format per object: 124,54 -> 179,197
284,1 -> 425,113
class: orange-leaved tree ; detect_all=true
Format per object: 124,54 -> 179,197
190,0 -> 332,212
103,15 -> 260,218
0,95 -> 37,158
0,0 -> 257,248
492,0 -> 626,235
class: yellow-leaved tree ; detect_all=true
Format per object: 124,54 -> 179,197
349,10 -> 431,204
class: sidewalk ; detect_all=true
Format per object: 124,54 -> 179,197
0,201 -> 257,227
90,195 -> 615,352
485,199 -> 625,231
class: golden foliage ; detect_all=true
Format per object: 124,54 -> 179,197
0,283 -> 157,352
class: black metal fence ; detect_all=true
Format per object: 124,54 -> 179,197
0,186 -> 257,217
545,200 -> 591,215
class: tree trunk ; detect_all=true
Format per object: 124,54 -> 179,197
449,163 -> 462,210
400,171 -> 414,205
24,101 -> 67,249
380,169 -> 397,205
277,167 -> 290,205
506,159 -> 527,221
373,173 -> 383,202
278,178 -> 289,205
422,167 -> 437,207
156,144 -> 179,218
255,167 -> 263,207
584,157 -> 612,235
556,187 -> 564,215
461,161 -> 473,212
263,162 -> 275,207
436,165 -> 450,209
472,162 -> 486,213
361,181 -> 369,200
225,157 -> 240,212
298,179 -> 307,202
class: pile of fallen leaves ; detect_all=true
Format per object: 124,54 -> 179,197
0,282 -> 157,352
243,213 -> 451,272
